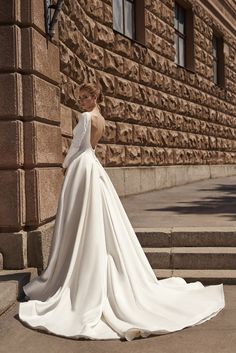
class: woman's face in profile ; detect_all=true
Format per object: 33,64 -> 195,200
78,89 -> 97,111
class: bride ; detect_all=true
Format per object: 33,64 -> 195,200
18,82 -> 225,341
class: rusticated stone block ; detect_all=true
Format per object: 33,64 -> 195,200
27,222 -> 54,269
0,25 -> 21,70
22,75 -> 60,122
154,147 -> 166,165
188,133 -> 198,149
96,71 -> 115,94
59,12 -> 81,51
132,42 -> 147,64
104,50 -> 124,75
106,144 -> 125,166
25,168 -> 63,225
89,43 -> 104,68
21,27 -> 60,83
0,232 -> 27,269
0,0 -> 21,23
152,109 -> 165,127
125,103 -> 143,123
132,83 -> 147,104
24,122 -> 63,166
125,146 -> 141,165
103,2 -> 113,26
174,149 -> 186,164
86,0 -> 104,21
80,9 -> 96,39
146,87 -> 159,106
123,58 -> 139,81
147,127 -> 158,146
0,121 -> 23,167
116,122 -> 133,144
60,72 -> 81,110
115,77 -> 133,99
95,143 -> 106,166
94,22 -> 114,48
133,125 -> 148,145
0,73 -> 23,117
60,42 -> 88,81
178,132 -> 189,148
164,148 -> 175,164
102,120 -> 116,143
0,170 -> 25,229
141,147 -> 156,165
20,0 -> 47,34
60,104 -> 73,136
139,64 -> 154,85
115,33 -> 132,57
105,96 -> 126,120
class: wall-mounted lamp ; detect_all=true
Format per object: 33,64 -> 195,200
45,0 -> 64,38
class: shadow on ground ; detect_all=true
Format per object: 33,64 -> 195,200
145,183 -> 236,221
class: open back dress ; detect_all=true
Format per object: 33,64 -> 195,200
18,111 -> 225,341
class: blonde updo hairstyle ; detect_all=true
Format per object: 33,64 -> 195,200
78,82 -> 104,107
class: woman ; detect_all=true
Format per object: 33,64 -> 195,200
18,82 -> 225,341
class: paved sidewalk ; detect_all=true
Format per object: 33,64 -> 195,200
0,285 -> 235,353
120,175 -> 236,229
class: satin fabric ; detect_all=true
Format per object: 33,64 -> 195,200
19,112 -> 225,341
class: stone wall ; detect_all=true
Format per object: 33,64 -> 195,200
0,0 -> 62,270
59,0 -> 236,170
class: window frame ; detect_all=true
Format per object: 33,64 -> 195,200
112,0 -> 146,47
174,0 -> 195,72
212,31 -> 225,88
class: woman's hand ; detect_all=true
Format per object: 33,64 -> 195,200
62,167 -> 67,176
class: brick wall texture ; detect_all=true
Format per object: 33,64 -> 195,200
59,0 -> 236,168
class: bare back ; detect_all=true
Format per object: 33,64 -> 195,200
90,112 -> 106,149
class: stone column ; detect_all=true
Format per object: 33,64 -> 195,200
0,0 -> 62,271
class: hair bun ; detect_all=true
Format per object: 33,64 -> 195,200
79,82 -> 104,104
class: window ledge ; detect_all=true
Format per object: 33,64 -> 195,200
113,29 -> 147,48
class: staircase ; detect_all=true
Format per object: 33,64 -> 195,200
0,268 -> 38,316
135,228 -> 236,284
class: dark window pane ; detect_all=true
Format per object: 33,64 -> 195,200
179,37 -> 185,66
213,36 -> 218,58
178,6 -> 185,34
174,3 -> 178,30
124,0 -> 135,38
113,0 -> 123,33
213,60 -> 218,84
174,33 -> 179,64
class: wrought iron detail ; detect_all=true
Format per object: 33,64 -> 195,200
45,0 -> 64,38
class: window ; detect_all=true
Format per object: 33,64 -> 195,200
212,33 -> 225,87
112,0 -> 145,45
174,1 -> 194,71
174,3 -> 185,66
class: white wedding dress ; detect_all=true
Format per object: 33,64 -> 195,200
19,111 -> 225,341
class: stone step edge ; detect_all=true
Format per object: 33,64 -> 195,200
134,227 -> 236,233
143,247 -> 236,253
0,267 -> 38,316
135,228 -> 236,247
153,269 -> 236,284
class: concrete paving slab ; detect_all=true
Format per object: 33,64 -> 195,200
0,286 -> 235,353
120,175 -> 236,228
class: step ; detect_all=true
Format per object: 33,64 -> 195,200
144,247 -> 236,269
0,268 -> 38,316
153,269 -> 236,285
135,227 -> 236,247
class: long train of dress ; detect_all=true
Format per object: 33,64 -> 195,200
18,111 -> 225,341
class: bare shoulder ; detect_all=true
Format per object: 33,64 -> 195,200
91,112 -> 105,130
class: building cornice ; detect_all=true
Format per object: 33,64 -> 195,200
199,0 -> 236,38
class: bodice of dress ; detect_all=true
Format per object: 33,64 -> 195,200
62,112 -> 92,168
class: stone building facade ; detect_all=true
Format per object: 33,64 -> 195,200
0,0 -> 236,271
